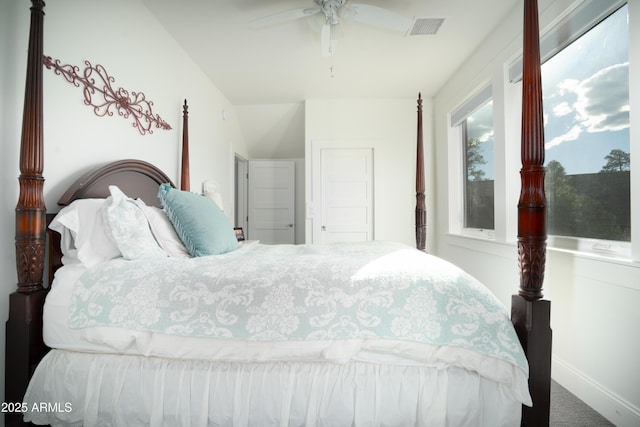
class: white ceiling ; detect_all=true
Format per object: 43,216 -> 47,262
141,0 -> 520,106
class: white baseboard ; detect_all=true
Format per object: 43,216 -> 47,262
552,355 -> 640,427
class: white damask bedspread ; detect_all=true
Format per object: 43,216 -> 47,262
68,242 -> 528,376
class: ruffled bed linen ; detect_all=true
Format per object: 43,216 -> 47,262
23,349 -> 523,427
36,240 -> 531,425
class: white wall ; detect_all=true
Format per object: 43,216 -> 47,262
38,1 -> 246,210
0,0 -> 246,419
304,98 -> 433,248
235,103 -> 305,243
236,103 -> 305,159
433,1 -> 640,425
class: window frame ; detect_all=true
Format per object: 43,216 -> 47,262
449,83 -> 496,239
446,0 -> 636,262
509,0 -> 627,83
509,0 -> 632,260
461,100 -> 495,232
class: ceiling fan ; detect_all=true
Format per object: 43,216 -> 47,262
249,0 -> 413,56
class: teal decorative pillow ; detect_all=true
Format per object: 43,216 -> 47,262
157,183 -> 239,256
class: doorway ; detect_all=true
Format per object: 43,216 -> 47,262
311,144 -> 374,244
247,160 -> 296,244
234,155 -> 248,236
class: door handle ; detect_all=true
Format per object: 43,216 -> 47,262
288,224 -> 294,228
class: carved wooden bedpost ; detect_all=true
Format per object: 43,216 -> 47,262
6,1 -> 50,426
415,93 -> 427,251
15,0 -> 46,294
511,0 -> 552,425
181,99 -> 190,191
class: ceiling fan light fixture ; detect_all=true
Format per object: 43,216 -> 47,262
315,0 -> 346,25
251,0 -> 415,56
408,18 -> 445,36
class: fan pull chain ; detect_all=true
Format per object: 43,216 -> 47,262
329,53 -> 335,78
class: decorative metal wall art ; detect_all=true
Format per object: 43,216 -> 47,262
43,55 -> 172,135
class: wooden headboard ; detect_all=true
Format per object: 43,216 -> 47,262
56,159 -> 175,207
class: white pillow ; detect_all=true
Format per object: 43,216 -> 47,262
138,203 -> 190,258
49,198 -> 121,267
103,186 -> 166,260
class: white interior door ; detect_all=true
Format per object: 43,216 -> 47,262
317,148 -> 374,243
248,160 -> 295,244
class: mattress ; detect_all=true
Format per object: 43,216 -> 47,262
44,261 -> 528,385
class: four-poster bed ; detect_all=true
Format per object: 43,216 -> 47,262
6,0 -> 551,426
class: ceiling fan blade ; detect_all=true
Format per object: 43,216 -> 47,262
348,4 -> 412,32
249,7 -> 321,28
321,23 -> 333,56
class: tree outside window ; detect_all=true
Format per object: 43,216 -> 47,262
463,100 -> 494,230
542,5 -> 630,242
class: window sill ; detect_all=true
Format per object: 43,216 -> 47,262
445,232 -> 639,270
547,242 -> 636,267
445,232 -> 516,260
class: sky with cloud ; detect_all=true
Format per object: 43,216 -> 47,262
465,101 -> 494,180
467,5 -> 629,181
541,5 -> 629,175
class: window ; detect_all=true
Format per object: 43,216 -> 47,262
450,85 -> 495,234
541,4 -> 630,243
462,100 -> 494,230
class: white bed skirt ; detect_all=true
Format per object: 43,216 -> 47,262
23,350 -> 522,427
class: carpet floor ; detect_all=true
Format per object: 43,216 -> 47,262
550,380 -> 613,426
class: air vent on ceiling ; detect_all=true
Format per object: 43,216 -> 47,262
408,18 -> 444,36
